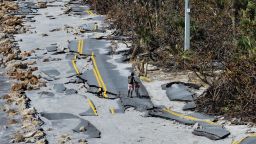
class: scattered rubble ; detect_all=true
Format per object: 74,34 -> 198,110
0,1 -> 46,143
36,2 -> 47,9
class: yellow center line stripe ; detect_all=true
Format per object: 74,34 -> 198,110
80,40 -> 84,54
92,56 -> 107,97
93,59 -> 108,97
71,40 -> 83,75
163,108 -> 215,125
93,67 -> 102,88
88,99 -> 98,116
85,10 -> 95,16
232,134 -> 256,144
72,59 -> 80,75
91,52 -> 108,98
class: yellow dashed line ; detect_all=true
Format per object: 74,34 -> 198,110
163,108 -> 215,125
91,52 -> 108,98
88,99 -> 98,116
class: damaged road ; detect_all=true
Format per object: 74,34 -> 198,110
5,0 -> 251,143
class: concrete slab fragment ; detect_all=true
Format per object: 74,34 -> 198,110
162,81 -> 201,90
70,6 -> 88,15
240,137 -> 256,144
40,112 -> 100,138
40,70 -> 60,81
40,112 -> 78,120
109,100 -> 125,114
188,113 -> 216,121
183,101 -> 196,111
66,61 -> 80,76
46,46 -> 58,52
192,122 -> 230,140
38,91 -> 55,97
73,119 -> 101,138
79,23 -> 105,32
166,84 -> 194,102
42,69 -> 60,77
80,99 -> 98,116
148,108 -> 195,125
40,75 -> 55,81
65,89 -> 77,95
53,84 -> 66,93
120,97 -> 154,112
79,109 -> 96,116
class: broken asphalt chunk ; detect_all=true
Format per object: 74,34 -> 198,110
40,112 -> 101,138
79,99 -> 98,116
120,97 -> 154,112
73,119 -> 101,138
192,122 -> 230,140
38,91 -> 55,97
42,69 -> 60,77
166,84 -> 194,102
238,136 -> 256,144
46,46 -> 58,52
188,113 -> 217,122
148,108 -> 195,125
162,81 -> 201,90
53,84 -> 66,93
183,101 -> 197,111
65,89 -> 77,95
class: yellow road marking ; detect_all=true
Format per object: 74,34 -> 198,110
232,134 -> 256,144
88,99 -> 98,116
80,39 -> 84,54
110,107 -> 115,114
71,39 -> 84,75
163,108 -> 215,125
93,67 -> 102,88
85,10 -> 95,15
91,52 -> 108,98
77,39 -> 84,54
72,60 -> 80,75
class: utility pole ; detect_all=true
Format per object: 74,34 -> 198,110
184,0 -> 190,50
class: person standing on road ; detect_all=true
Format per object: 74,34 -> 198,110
128,72 -> 135,97
134,79 -> 140,97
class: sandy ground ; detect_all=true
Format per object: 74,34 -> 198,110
13,0 -> 252,144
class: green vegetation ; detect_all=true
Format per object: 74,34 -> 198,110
87,0 -> 256,122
